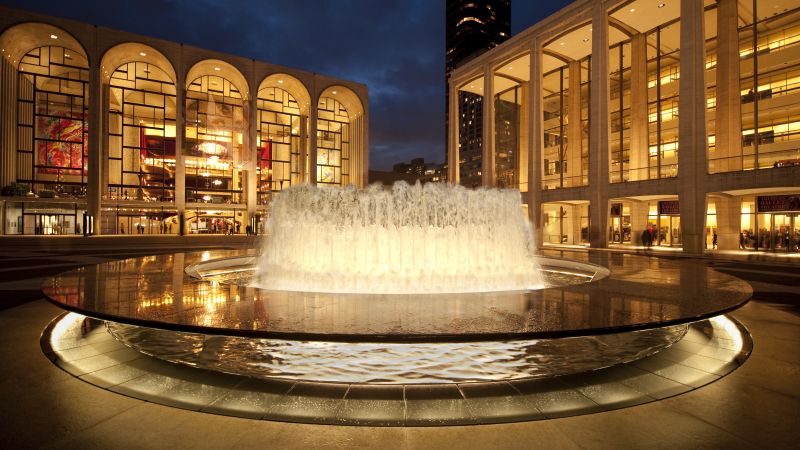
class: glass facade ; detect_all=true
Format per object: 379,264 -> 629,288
646,20 -> 680,180
108,62 -> 176,202
256,87 -> 302,204
316,97 -> 350,186
16,46 -> 89,198
185,75 -> 245,204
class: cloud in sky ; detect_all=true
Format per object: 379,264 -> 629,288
1,0 -> 573,170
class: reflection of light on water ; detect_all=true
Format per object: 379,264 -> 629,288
107,322 -> 687,383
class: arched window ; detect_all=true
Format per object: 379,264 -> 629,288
185,75 -> 245,204
257,87 -> 301,204
317,97 -> 350,186
108,62 -> 176,202
17,45 -> 89,197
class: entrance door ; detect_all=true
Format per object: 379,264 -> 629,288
773,214 -> 799,252
610,216 -> 622,243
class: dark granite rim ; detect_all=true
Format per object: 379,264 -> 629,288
40,250 -> 753,343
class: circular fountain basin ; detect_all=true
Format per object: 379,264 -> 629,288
42,249 -> 751,343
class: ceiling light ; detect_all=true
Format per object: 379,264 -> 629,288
64,53 -> 71,58
214,67 -> 220,71
277,79 -> 283,83
658,3 -> 666,8
582,38 -> 589,42
50,34 -> 58,39
560,42 -> 565,45
508,66 -> 513,70
139,52 -> 146,56
332,91 -> 337,94
629,8 -> 635,12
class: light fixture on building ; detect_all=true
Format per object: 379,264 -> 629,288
140,52 -> 147,56
658,3 -> 666,8
332,91 -> 337,94
50,34 -> 58,39
64,53 -> 71,58
583,38 -> 589,42
214,67 -> 221,71
212,180 -> 222,186
508,66 -> 512,70
629,8 -> 635,12
278,79 -> 283,84
203,195 -> 212,201
560,42 -> 565,45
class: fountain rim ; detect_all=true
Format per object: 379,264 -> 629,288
41,250 -> 753,344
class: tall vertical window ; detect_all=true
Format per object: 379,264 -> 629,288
647,20 -> 681,180
610,41 -> 631,183
457,80 -> 484,188
494,85 -> 519,188
108,62 -> 176,202
185,75 -> 245,204
257,87 -> 301,204
16,46 -> 89,197
317,97 -> 350,186
739,0 -> 800,170
542,66 -> 567,189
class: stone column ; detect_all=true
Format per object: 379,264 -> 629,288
175,69 -> 186,233
447,80 -> 460,185
678,0 -> 709,254
482,66 -> 495,187
100,84 -> 110,201
87,62 -> 102,234
630,200 -> 649,245
589,2 -> 611,249
0,57 -> 16,188
714,0 -> 742,173
567,60 -> 582,187
528,40 -> 544,248
629,33 -> 649,181
714,195 -> 740,250
245,95 -> 257,227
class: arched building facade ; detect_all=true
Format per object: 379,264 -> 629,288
0,6 -> 368,236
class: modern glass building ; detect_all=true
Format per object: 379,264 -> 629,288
0,7 -> 369,236
448,0 -> 800,253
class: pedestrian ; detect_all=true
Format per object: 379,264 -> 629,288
712,230 -> 718,249
739,232 -> 744,249
641,228 -> 651,248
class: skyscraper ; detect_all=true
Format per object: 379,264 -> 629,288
445,0 -> 511,187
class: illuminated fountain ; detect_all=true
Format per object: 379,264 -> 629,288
256,182 -> 543,294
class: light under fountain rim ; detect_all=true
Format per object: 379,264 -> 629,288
41,249 -> 753,343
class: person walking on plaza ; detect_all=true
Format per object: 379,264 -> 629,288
712,230 -> 718,249
641,228 -> 652,249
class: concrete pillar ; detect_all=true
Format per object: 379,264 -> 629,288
629,33 -> 649,181
714,195 -> 740,250
528,41 -> 544,248
589,2 -> 611,249
175,69 -> 186,232
567,60 -> 582,187
87,62 -> 102,234
447,80 -> 460,185
0,57 -> 16,188
678,0 -> 709,254
714,0 -> 742,172
246,95 -> 256,221
100,84 -> 110,200
630,200 -> 649,245
482,66 -> 495,187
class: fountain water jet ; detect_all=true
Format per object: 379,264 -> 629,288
256,182 -> 543,294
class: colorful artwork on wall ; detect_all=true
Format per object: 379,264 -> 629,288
36,115 -> 88,175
